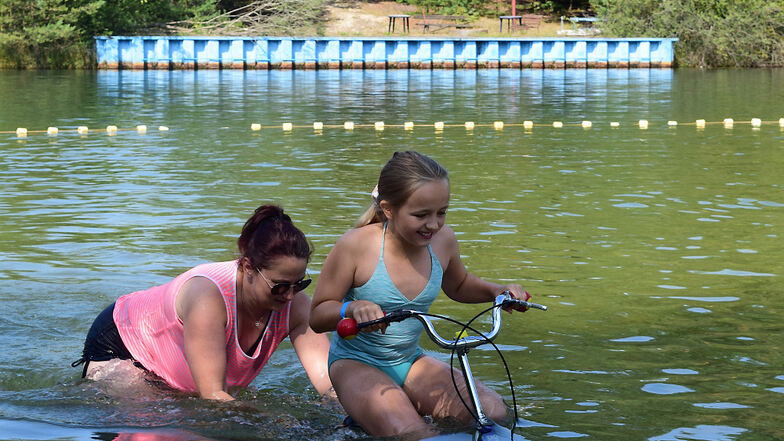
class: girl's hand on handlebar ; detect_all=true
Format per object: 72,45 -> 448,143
344,300 -> 388,334
500,285 -> 531,312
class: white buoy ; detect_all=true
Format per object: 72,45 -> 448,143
136,125 -> 147,133
16,128 -> 27,137
282,123 -> 293,131
667,120 -> 678,127
434,121 -> 444,130
581,120 -> 592,129
493,121 -> 504,130
404,121 -> 414,130
751,118 -> 762,128
552,121 -> 563,128
639,120 -> 648,129
344,121 -> 354,130
374,121 -> 384,131
523,120 -> 534,129
47,127 -> 58,135
464,121 -> 475,130
779,118 -> 784,127
610,122 -> 620,128
77,126 -> 89,134
696,119 -> 706,128
158,126 -> 169,131
251,123 -> 261,131
723,118 -> 734,128
313,122 -> 324,130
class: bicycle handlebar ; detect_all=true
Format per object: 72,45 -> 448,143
336,293 -> 547,348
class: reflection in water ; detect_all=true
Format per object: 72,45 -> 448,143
0,68 -> 783,440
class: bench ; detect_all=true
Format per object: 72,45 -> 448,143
499,14 -> 543,32
412,14 -> 472,33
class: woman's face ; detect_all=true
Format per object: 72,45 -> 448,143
383,179 -> 450,247
248,255 -> 309,311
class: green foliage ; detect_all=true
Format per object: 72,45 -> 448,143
593,0 -> 784,67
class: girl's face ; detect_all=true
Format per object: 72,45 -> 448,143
383,179 -> 450,247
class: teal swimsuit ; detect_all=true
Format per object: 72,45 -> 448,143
329,223 -> 443,386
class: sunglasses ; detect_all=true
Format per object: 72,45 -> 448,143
257,269 -> 312,296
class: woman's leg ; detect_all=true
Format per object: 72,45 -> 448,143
402,355 -> 508,424
329,359 -> 436,438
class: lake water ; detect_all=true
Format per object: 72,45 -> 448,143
1,68 -> 783,441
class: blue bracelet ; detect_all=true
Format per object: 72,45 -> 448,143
340,301 -> 351,319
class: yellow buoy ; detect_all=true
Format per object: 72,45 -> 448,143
282,123 -> 293,131
158,126 -> 169,131
667,120 -> 678,127
523,120 -> 534,129
723,118 -> 734,128
136,125 -> 147,133
434,121 -> 444,130
751,118 -> 762,128
251,123 -> 261,131
313,122 -> 324,130
404,121 -> 414,130
106,125 -> 118,133
374,121 -> 384,131
696,119 -> 706,128
638,120 -> 648,129
344,121 -> 354,130
464,121 -> 475,130
16,128 -> 27,137
779,118 -> 784,127
610,122 -> 620,128
77,126 -> 89,134
552,121 -> 563,128
47,127 -> 59,135
493,121 -> 504,130
581,120 -> 592,129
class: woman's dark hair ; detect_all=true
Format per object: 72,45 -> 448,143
237,205 -> 312,269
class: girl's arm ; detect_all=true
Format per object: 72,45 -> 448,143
289,291 -> 335,398
177,277 -> 234,401
440,227 -> 528,304
310,229 -> 386,332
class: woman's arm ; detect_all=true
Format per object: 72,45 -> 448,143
439,226 -> 527,304
177,276 -> 234,401
289,291 -> 335,398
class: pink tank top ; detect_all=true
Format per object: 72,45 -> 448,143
113,260 -> 290,392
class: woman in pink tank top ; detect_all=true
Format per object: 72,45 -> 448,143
73,205 -> 334,401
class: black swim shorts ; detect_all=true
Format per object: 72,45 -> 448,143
71,302 -> 135,378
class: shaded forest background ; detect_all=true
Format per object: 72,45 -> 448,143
0,0 -> 782,68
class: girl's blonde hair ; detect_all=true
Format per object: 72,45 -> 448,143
355,151 -> 449,228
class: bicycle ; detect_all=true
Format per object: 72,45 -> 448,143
337,292 -> 548,440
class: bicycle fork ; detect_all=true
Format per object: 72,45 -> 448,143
456,348 -> 494,431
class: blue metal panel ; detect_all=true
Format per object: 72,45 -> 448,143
521,41 -> 542,64
454,41 -> 476,63
293,39 -> 317,64
476,41 -> 499,63
543,40 -> 566,64
251,39 -> 269,63
608,40 -> 629,64
629,41 -> 650,63
340,40 -> 363,63
432,41 -> 454,62
269,39 -> 293,64
364,40 -> 386,63
565,40 -> 586,63
499,41 -> 521,63
587,40 -> 607,64
410,41 -> 431,62
387,41 -> 408,63
317,40 -> 340,63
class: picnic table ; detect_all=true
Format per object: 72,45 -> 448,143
412,14 -> 472,33
388,14 -> 410,33
561,16 -> 599,31
499,14 -> 543,32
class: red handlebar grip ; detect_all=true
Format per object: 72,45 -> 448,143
337,318 -> 359,339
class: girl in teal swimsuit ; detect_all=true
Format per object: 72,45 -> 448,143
310,151 -> 533,438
